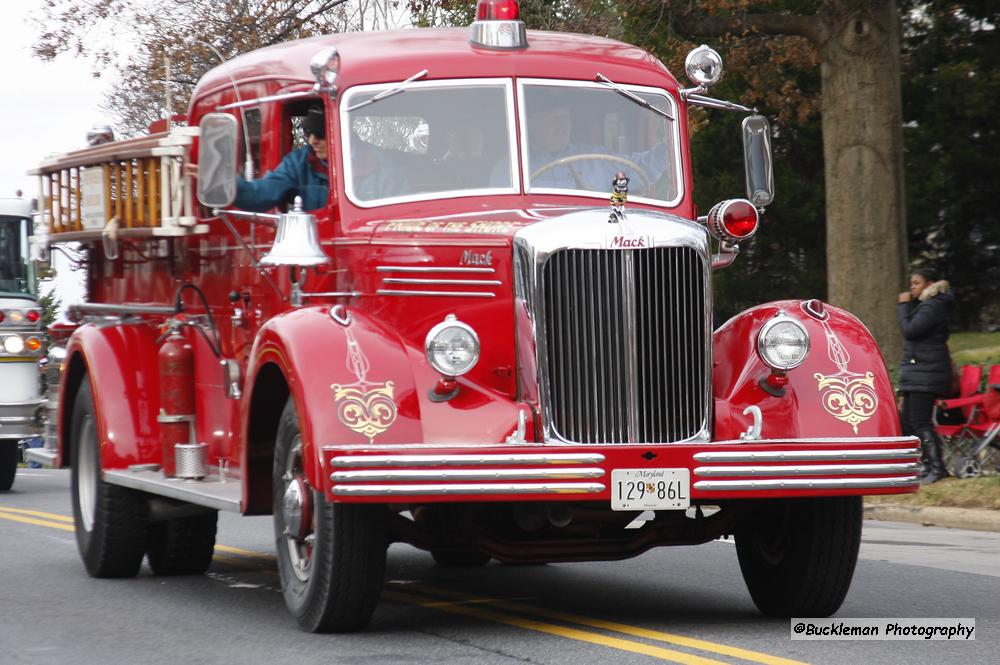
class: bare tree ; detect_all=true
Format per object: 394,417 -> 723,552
31,0 -> 407,136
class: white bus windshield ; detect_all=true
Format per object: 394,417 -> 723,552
0,217 -> 34,296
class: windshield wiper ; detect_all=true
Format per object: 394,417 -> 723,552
595,73 -> 675,122
345,69 -> 429,112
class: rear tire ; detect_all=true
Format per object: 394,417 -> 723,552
735,497 -> 862,617
147,512 -> 218,575
70,381 -> 149,578
273,397 -> 387,633
431,550 -> 491,567
0,442 -> 17,491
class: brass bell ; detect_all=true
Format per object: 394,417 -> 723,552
260,196 -> 329,267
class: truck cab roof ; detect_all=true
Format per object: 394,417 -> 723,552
192,28 -> 680,103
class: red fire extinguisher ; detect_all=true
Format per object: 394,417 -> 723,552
158,322 -> 194,477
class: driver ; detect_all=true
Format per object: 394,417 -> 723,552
526,100 -> 668,192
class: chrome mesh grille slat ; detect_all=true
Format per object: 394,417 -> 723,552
542,247 -> 706,443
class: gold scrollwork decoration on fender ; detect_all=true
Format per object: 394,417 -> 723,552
331,381 -> 397,443
814,371 -> 878,434
330,324 -> 398,443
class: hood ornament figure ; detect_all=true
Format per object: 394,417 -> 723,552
609,172 -> 629,224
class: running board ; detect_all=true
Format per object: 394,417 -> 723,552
103,468 -> 242,513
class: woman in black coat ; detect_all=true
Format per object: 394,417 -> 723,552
897,268 -> 955,483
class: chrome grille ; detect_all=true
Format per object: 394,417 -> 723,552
541,246 -> 707,443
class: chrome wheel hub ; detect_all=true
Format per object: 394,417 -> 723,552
282,478 -> 311,541
281,436 -> 314,583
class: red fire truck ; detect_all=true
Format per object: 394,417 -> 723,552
30,1 -> 919,633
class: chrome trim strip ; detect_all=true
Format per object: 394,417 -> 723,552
376,289 -> 495,298
376,266 -> 496,273
0,398 -> 45,407
69,302 -> 176,317
331,467 -> 605,482
330,453 -> 606,467
694,462 -> 922,477
23,447 -> 57,467
331,482 -> 606,496
382,278 -> 502,286
103,469 -> 242,512
692,448 -> 920,462
694,476 -> 920,491
0,415 -> 37,424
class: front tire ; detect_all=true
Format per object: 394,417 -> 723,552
735,497 -> 862,617
0,442 -> 17,491
70,381 -> 149,578
273,398 -> 387,633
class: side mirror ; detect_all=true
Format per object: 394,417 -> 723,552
196,113 -> 238,208
742,115 -> 774,207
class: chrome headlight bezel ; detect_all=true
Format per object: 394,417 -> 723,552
424,315 -> 481,378
756,313 -> 810,371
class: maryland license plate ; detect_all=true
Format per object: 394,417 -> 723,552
610,468 -> 690,511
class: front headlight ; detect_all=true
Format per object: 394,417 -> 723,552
425,315 -> 480,377
757,314 -> 809,370
3,335 -> 25,354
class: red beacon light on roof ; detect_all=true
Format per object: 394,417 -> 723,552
706,198 -> 760,244
470,0 -> 527,50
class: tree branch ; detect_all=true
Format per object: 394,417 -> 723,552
676,12 -> 824,45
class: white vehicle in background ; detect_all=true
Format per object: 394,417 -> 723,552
0,197 -> 44,490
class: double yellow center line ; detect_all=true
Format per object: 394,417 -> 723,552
0,505 -> 808,665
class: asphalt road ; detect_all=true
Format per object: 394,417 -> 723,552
1,468 -> 996,665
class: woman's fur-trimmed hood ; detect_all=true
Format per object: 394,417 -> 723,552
919,280 -> 951,301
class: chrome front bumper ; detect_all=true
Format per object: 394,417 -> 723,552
0,399 -> 44,440
321,436 -> 921,502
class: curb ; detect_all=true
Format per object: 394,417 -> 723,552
864,504 -> 1000,533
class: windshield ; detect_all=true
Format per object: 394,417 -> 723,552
520,80 -> 681,205
340,79 -> 682,207
0,216 -> 34,296
342,80 -> 517,206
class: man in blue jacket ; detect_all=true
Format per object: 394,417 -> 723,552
235,106 -> 329,212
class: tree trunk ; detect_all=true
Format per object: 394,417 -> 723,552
817,0 -> 907,366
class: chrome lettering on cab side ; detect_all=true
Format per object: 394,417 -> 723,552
605,235 -> 653,250
460,250 -> 493,267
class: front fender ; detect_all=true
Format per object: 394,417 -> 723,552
61,323 -> 162,470
713,300 -> 900,441
243,306 -> 522,491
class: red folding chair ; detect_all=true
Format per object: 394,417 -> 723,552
936,364 -> 1000,477
934,364 -> 983,439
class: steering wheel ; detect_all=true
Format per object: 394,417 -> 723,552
530,153 -> 654,193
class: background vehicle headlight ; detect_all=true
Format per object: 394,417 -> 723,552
3,335 -> 25,354
757,314 -> 809,370
425,315 -> 480,377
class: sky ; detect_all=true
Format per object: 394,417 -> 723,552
0,3 -> 107,200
